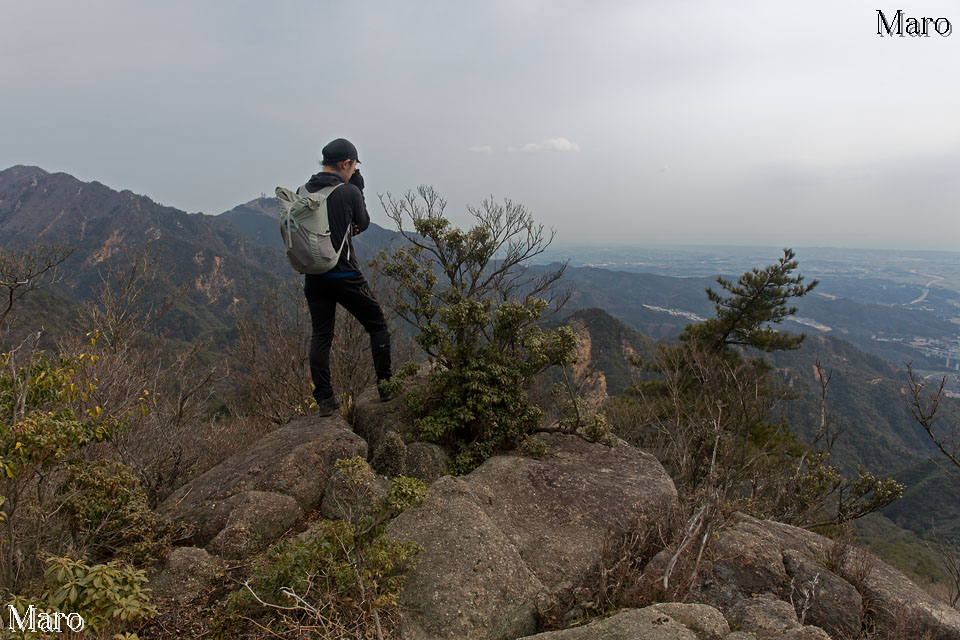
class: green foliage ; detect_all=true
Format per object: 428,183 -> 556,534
385,475 -> 427,512
41,556 -> 155,631
0,346 -> 144,589
616,250 -> 900,530
681,248 -> 818,353
374,187 -> 576,473
59,460 -> 172,565
334,456 -> 376,485
234,458 -> 425,639
0,349 -> 135,474
519,435 -> 551,459
1,555 -> 155,638
372,430 -> 408,478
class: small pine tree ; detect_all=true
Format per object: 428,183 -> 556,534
619,248 -> 901,530
681,248 -> 817,353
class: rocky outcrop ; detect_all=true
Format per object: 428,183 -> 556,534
206,491 -> 302,559
728,595 -> 805,636
519,602 -> 830,640
150,547 -> 224,605
385,432 -> 678,639
159,415 -> 366,556
145,382 -> 960,640
352,374 -> 422,455
465,433 -> 678,598
698,513 -> 960,640
644,603 -> 730,639
405,441 -> 449,484
520,606 -> 702,640
387,476 -> 546,640
860,553 -> 960,639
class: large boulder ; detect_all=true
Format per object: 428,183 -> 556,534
465,433 -> 678,598
519,606 -> 701,639
782,549 -> 860,638
352,369 -> 427,454
405,441 -> 450,484
387,476 -> 546,640
728,595 -> 800,635
206,491 -> 302,559
644,603 -> 730,639
159,416 -> 366,552
150,547 -> 224,605
858,554 -> 960,640
702,513 -> 960,640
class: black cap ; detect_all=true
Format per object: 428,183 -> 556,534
322,138 -> 360,165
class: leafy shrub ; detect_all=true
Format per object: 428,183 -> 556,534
1,555 -> 155,639
615,250 -> 902,530
0,347 -> 140,589
59,460 -> 172,565
374,187 -> 576,473
372,431 -> 408,478
233,458 -> 426,639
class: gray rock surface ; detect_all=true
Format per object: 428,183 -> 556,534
706,518 -> 795,610
150,546 -> 224,605
704,514 -> 960,640
465,433 -> 678,597
858,556 -> 960,640
206,491 -> 302,558
388,476 -> 546,640
782,549 -> 860,639
728,595 -> 799,635
159,416 -> 365,549
352,373 -> 424,454
520,607 -> 699,639
406,441 -> 449,484
775,628 -> 832,640
645,603 -> 730,639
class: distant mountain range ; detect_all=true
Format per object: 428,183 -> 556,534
0,166 -> 296,344
3,165 -> 958,573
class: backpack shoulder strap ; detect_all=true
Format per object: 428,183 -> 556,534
296,183 -> 341,197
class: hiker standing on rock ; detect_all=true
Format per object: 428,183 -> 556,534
298,138 -> 393,416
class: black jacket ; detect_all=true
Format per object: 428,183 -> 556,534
301,171 -> 369,274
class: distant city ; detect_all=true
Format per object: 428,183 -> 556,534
531,244 -> 960,396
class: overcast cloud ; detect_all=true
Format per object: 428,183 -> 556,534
1,0 -> 958,250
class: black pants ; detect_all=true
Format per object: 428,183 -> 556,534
304,272 -> 391,401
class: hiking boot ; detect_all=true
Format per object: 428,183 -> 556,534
317,396 -> 341,417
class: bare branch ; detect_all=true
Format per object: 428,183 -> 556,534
0,243 -> 73,330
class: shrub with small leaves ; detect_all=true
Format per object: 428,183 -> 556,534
374,187 -> 576,473
233,463 -> 426,639
0,348 -> 145,589
1,555 -> 155,639
372,431 -> 408,478
59,460 -> 173,565
385,476 -> 427,512
519,435 -> 550,459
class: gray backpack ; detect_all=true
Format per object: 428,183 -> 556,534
275,183 -> 350,274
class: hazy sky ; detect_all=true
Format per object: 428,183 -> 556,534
2,1 -> 958,250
